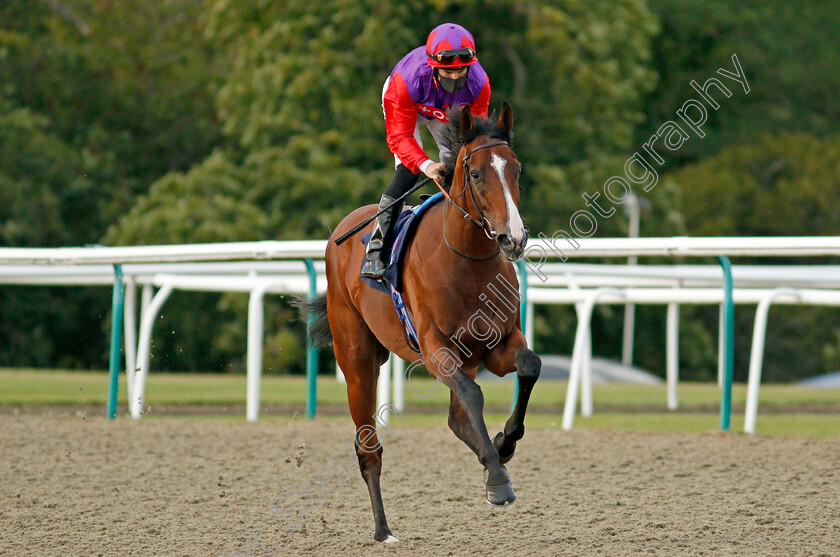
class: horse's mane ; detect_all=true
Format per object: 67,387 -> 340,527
440,108 -> 512,189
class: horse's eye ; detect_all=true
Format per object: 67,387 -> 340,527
470,170 -> 480,180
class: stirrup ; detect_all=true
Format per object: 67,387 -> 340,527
361,251 -> 387,279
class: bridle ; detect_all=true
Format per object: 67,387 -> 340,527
437,140 -> 509,261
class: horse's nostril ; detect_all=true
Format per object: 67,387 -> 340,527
498,234 -> 512,248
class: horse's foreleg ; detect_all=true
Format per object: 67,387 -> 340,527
422,340 -> 515,506
449,370 -> 516,505
485,332 -> 541,464
448,390 -> 480,457
494,348 -> 540,463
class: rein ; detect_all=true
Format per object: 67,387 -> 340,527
434,139 -> 509,261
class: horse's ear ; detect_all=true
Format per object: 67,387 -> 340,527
497,101 -> 513,132
460,105 -> 474,131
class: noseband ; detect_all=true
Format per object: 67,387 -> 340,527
441,140 -> 509,261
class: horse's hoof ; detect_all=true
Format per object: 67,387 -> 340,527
485,482 -> 516,506
484,465 -> 516,505
375,529 -> 399,543
484,465 -> 513,486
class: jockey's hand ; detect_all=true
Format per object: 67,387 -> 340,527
423,162 -> 446,184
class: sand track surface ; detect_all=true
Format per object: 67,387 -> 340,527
1,415 -> 838,556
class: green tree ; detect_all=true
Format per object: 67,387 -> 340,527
0,0 -> 224,240
641,0 -> 840,168
0,98 -> 90,246
111,0 -> 661,243
102,0 -> 662,373
0,93 -> 112,368
0,0 -> 224,369
663,132 -> 840,381
670,133 -> 840,238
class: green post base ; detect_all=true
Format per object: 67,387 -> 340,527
107,265 -> 125,419
716,256 -> 734,431
303,258 -> 319,419
513,259 -> 529,410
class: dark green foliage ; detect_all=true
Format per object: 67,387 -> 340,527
0,0 -> 223,369
564,1 -> 840,381
658,133 -> 840,380
0,286 -> 109,368
641,0 -> 840,168
0,100 -> 92,246
668,133 -> 840,238
100,0 -> 659,373
3,0 -> 840,379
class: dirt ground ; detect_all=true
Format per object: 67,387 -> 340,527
1,413 -> 838,557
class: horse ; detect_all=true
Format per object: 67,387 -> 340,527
303,102 -> 541,543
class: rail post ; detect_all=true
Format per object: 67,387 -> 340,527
716,256 -> 734,431
514,259 -> 528,409
107,264 -> 125,419
303,258 -> 319,419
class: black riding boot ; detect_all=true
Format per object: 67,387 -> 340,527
361,194 -> 403,279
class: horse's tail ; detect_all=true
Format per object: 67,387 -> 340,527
293,293 -> 332,348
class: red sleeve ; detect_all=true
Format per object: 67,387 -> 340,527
383,73 -> 429,174
470,75 -> 491,119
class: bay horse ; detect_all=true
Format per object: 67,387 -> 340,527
304,103 -> 541,542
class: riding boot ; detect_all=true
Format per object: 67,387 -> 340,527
361,194 -> 403,279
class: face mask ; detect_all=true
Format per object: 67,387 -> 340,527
436,68 -> 469,93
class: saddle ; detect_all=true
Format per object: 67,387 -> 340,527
360,192 -> 444,352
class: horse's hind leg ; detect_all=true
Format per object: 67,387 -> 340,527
329,302 -> 397,543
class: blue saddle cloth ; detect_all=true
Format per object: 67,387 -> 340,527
360,192 -> 444,353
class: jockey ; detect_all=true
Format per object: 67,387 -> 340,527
361,22 -> 491,279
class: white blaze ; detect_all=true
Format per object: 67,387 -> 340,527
491,154 -> 526,243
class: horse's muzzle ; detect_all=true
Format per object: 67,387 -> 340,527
497,230 -> 528,261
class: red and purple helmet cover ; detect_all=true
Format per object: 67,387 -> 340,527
425,23 -> 478,68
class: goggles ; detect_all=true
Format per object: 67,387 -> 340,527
428,47 -> 476,66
